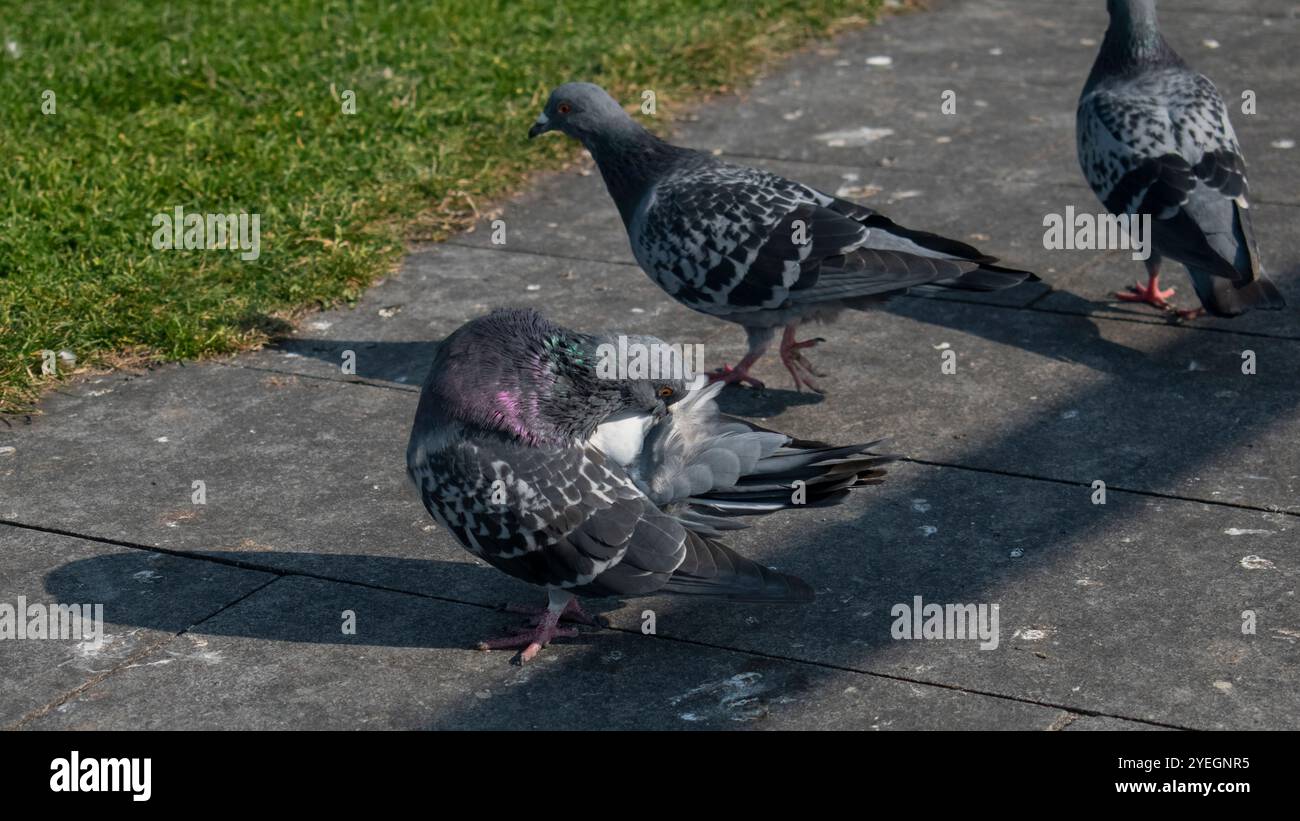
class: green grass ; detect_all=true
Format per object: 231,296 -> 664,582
0,0 -> 883,412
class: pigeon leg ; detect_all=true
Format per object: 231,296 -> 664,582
707,353 -> 766,390
708,326 -> 773,389
500,597 -> 607,627
779,324 -> 827,393
1115,261 -> 1176,311
477,589 -> 580,663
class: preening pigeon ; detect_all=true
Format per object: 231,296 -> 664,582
406,308 -> 891,662
1077,0 -> 1285,318
529,82 -> 1038,392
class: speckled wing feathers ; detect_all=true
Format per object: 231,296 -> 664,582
1078,69 -> 1246,216
409,436 -> 687,595
631,162 -> 1017,320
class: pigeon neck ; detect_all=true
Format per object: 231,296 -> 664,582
584,126 -> 681,224
1087,10 -> 1181,88
530,335 -> 627,444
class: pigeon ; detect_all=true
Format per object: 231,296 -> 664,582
1077,0 -> 1285,319
406,308 -> 891,662
528,82 -> 1038,392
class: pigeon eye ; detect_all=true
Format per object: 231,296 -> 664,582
557,102 -> 572,115
657,386 -> 674,398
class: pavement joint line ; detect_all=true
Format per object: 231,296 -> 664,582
442,240 -> 1300,342
5,574 -> 284,730
1020,287 -> 1055,309
0,518 -> 1192,730
998,0 -> 1295,21
709,151 -> 1300,209
0,517 -> 513,613
620,627 -> 1197,731
901,457 -> 1300,518
440,238 -> 640,269
52,350 -> 1295,518
1034,176 -> 1300,210
211,360 -> 421,394
918,292 -> 1300,341
206,358 -> 1300,516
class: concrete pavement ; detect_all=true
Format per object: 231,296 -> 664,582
2,0 -> 1297,730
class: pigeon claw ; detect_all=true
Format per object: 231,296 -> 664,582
476,618 -> 579,664
479,597 -> 602,662
707,364 -> 766,390
779,327 -> 827,393
1114,275 -> 1176,312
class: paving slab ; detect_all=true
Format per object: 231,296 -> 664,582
225,243 -> 1300,512
0,526 -> 274,727
452,161 -> 1299,336
20,575 -> 1070,730
675,0 -> 1299,204
2,354 -> 1295,728
595,461 -> 1300,731
454,160 -> 1056,308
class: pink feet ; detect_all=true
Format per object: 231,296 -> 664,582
477,594 -> 602,663
707,363 -> 765,390
1114,273 -> 1206,321
704,326 -> 828,392
779,326 -> 826,393
1115,274 -> 1176,311
707,348 -> 766,389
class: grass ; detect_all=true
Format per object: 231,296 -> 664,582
0,0 -> 884,412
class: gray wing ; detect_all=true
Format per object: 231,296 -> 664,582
410,432 -> 812,601
629,382 -> 891,537
631,162 -> 1033,319
409,436 -> 687,596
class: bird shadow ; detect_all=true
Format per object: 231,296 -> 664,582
713,385 -> 825,415
269,335 -> 834,416
41,550 -> 620,652
270,337 -> 438,386
888,289 -> 1151,373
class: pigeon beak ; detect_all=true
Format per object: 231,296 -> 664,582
528,114 -> 551,140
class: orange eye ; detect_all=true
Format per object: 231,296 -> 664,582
557,102 -> 572,115
657,386 -> 674,398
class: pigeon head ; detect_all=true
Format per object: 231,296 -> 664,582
529,82 -> 639,143
424,309 -> 680,445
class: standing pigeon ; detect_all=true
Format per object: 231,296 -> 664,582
528,82 -> 1037,392
1077,0 -> 1285,318
406,308 -> 890,662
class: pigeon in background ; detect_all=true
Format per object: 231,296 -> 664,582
529,82 -> 1038,392
1077,0 -> 1285,319
407,308 -> 890,662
